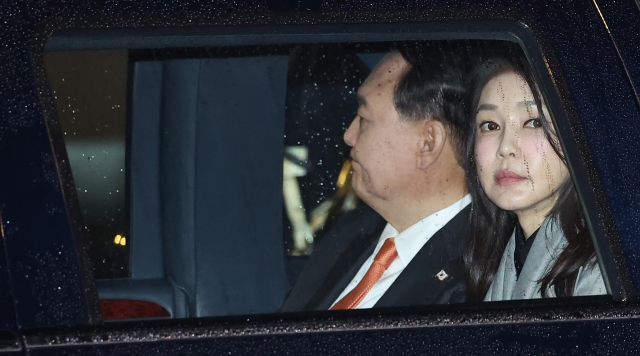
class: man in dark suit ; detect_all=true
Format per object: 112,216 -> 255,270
281,43 -> 472,311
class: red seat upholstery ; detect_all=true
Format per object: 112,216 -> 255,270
100,299 -> 171,321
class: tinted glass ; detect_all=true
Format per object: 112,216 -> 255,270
43,39 -> 610,321
44,50 -> 130,279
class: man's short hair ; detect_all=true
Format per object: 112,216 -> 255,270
393,42 -> 472,165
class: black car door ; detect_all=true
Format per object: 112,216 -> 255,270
2,0 -> 640,354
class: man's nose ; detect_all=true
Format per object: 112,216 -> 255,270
343,116 -> 359,147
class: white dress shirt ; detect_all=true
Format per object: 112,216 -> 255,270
330,194 -> 471,309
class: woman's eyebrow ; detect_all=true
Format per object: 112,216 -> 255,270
477,103 -> 497,111
517,100 -> 536,108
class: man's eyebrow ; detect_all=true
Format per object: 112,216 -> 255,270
517,100 -> 537,108
356,93 -> 368,107
477,103 -> 497,111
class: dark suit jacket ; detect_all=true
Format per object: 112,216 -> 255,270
280,204 -> 470,312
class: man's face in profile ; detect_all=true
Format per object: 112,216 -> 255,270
343,52 -> 424,209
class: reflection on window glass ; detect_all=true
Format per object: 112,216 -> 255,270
44,39 -> 608,322
282,44 -> 374,257
44,50 -> 130,279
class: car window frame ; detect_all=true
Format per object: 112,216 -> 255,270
22,8 -> 637,344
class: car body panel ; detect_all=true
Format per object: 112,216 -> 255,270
1,0 -> 640,354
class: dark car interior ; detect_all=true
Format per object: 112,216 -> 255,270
42,36 -> 615,322
45,43 -> 390,319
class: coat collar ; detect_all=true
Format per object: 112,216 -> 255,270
485,217 -> 567,301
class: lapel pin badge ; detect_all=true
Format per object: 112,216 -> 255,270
436,270 -> 449,281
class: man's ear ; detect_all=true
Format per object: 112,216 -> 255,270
417,119 -> 446,170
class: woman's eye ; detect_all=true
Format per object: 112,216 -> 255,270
524,118 -> 543,128
479,121 -> 500,131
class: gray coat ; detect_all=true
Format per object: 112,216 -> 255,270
485,217 -> 607,301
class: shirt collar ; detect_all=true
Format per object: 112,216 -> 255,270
378,194 -> 471,267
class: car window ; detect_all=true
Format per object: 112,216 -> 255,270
44,50 -> 130,280
43,36 -> 613,321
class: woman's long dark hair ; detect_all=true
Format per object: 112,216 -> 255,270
464,52 -> 597,301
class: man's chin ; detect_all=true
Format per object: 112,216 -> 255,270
351,180 -> 375,207
351,179 -> 365,200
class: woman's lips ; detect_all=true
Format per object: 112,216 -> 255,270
494,169 -> 527,186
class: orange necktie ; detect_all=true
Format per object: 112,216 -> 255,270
330,238 -> 398,310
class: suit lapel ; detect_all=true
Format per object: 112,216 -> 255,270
375,206 -> 470,307
305,216 -> 386,310
279,205 -> 386,312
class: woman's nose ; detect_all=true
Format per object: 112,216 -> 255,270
497,128 -> 520,159
343,116 -> 359,147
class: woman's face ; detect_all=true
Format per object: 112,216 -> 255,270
474,70 -> 569,223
